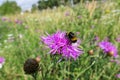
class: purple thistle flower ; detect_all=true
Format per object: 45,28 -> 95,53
0,57 -> 5,69
99,41 -> 118,58
42,31 -> 83,60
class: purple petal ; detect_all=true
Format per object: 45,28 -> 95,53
0,57 -> 5,64
116,74 -> 120,78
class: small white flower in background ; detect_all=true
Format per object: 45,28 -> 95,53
8,37 -> 14,41
53,6 -> 57,10
0,57 -> 5,69
7,34 -> 13,37
7,34 -> 14,42
112,9 -> 120,13
20,12 -> 24,15
18,34 -> 23,39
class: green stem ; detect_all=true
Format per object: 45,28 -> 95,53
68,59 -> 71,79
32,73 -> 37,80
40,65 -> 44,80
76,61 -> 95,79
41,69 -> 44,80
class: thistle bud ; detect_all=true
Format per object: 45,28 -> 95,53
35,56 -> 41,63
108,51 -> 114,57
88,50 -> 94,55
23,58 -> 39,74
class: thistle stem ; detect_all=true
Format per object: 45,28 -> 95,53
32,73 -> 37,80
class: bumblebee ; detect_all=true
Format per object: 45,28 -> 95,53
66,32 -> 77,43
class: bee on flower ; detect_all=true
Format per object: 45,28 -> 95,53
41,31 -> 83,60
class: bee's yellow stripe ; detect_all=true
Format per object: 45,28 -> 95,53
71,37 -> 77,41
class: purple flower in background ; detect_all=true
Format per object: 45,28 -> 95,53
116,35 -> 120,43
1,17 -> 7,21
25,26 -> 29,29
1,17 -> 11,22
99,41 -> 118,57
90,35 -> 99,45
116,74 -> 120,78
0,57 -> 5,69
42,31 -> 83,60
110,59 -> 116,63
76,32 -> 80,35
15,19 -> 22,24
116,37 -> 120,43
77,15 -> 82,19
110,59 -> 120,64
104,37 -> 110,41
94,36 -> 99,41
65,11 -> 70,16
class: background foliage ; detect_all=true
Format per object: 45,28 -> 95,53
0,1 -> 21,15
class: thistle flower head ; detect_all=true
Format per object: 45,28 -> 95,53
99,41 -> 118,58
42,31 -> 83,60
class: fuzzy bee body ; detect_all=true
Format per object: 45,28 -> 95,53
66,32 -> 77,43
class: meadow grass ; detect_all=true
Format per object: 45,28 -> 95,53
0,0 -> 120,80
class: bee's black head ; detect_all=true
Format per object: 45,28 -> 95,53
68,32 -> 75,38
